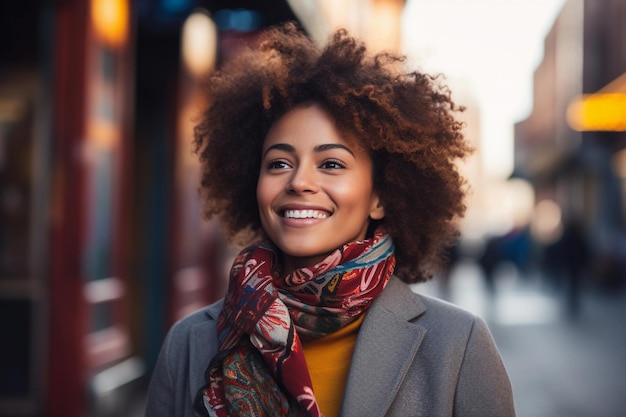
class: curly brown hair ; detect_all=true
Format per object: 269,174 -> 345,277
194,22 -> 472,283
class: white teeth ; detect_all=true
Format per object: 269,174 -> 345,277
284,209 -> 328,219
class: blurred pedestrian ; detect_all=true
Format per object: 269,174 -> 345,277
146,23 -> 514,417
557,219 -> 590,318
478,235 -> 503,294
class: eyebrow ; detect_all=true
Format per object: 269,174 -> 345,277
262,143 -> 355,159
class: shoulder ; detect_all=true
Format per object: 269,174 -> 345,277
376,276 -> 483,329
167,299 -> 223,339
162,299 -> 224,360
417,293 -> 498,356
415,291 -> 483,327
373,277 -> 496,352
161,300 -> 224,389
349,278 -> 514,416
146,300 -> 224,417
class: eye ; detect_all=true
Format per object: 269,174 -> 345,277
320,159 -> 345,169
267,159 -> 291,170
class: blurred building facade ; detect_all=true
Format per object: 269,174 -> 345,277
514,0 -> 626,289
0,1 -> 405,416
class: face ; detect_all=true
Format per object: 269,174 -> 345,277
257,104 -> 385,274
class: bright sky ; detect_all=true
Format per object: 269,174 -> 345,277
401,0 -> 567,178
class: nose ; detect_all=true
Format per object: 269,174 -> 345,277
287,165 -> 319,194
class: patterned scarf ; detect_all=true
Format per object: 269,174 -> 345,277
197,229 -> 395,417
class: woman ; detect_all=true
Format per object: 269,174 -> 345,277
146,23 -> 515,417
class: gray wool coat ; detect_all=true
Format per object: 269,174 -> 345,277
145,276 -> 516,417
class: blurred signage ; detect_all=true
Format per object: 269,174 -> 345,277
567,93 -> 626,131
566,72 -> 626,132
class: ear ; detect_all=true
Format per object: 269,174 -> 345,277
369,193 -> 385,220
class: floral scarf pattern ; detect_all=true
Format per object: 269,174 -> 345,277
198,229 -> 395,417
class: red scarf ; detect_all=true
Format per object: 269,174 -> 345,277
198,229 -> 395,417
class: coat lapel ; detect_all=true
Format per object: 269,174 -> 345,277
340,277 -> 427,417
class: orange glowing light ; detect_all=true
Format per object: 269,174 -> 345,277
567,93 -> 626,131
91,0 -> 129,47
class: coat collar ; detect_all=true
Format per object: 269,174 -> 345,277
340,276 -> 428,417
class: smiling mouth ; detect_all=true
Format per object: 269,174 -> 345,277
283,209 -> 329,219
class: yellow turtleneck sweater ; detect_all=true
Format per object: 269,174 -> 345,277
301,315 -> 365,417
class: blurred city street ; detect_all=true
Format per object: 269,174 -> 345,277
416,259 -> 626,417
2,1 -> 626,416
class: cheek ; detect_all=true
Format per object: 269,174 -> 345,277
334,180 -> 374,208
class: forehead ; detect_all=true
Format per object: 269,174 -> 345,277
263,103 -> 363,151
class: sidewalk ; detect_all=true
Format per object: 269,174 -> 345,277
418,259 -> 626,417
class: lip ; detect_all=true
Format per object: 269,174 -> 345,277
275,203 -> 333,227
